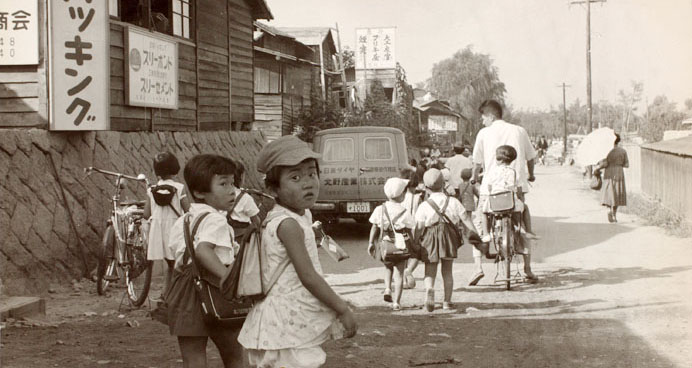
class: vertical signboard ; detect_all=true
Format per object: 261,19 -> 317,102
49,0 -> 109,130
125,27 -> 178,109
355,27 -> 396,70
0,0 -> 38,65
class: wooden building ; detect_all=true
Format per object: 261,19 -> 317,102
413,90 -> 468,148
252,22 -> 319,140
275,27 -> 341,103
0,0 -> 272,131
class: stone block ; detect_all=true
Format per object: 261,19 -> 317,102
10,201 -> 32,244
0,296 -> 46,320
10,148 -> 31,182
1,232 -> 34,268
0,149 -> 10,181
0,185 -> 16,214
0,209 -> 10,239
0,130 -> 17,155
83,131 -> 96,150
52,203 -> 71,243
130,132 -> 142,150
28,129 -> 51,153
95,131 -> 120,153
14,130 -> 32,154
24,230 -> 52,263
48,132 -> 69,153
32,200 -> 53,243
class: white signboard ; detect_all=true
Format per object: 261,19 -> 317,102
0,0 -> 38,65
49,0 -> 109,130
125,27 -> 178,109
355,27 -> 396,70
428,115 -> 458,132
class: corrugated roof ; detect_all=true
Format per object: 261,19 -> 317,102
275,27 -> 333,46
642,135 -> 692,157
254,22 -> 314,55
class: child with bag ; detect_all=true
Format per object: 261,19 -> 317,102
402,172 -> 424,289
238,136 -> 357,368
143,152 -> 190,297
414,168 -> 477,312
227,161 -> 261,243
165,154 -> 245,368
367,177 -> 416,311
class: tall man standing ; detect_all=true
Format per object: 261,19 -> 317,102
444,145 -> 474,196
471,99 -> 539,282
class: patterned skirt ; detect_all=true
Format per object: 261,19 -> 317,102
419,222 -> 458,263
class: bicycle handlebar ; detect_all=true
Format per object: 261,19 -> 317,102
84,167 -> 147,184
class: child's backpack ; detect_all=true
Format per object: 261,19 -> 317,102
150,184 -> 181,217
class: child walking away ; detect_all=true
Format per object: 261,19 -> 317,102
165,154 -> 244,368
226,161 -> 261,243
414,168 -> 477,312
367,177 -> 416,311
143,152 -> 190,298
402,172 -> 423,289
238,135 -> 357,368
459,168 -> 496,286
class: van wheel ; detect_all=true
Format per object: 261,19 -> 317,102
354,217 -> 369,224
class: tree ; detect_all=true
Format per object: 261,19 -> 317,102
426,46 -> 507,141
338,46 -> 355,69
617,81 -> 644,133
295,77 -> 342,142
684,98 -> 692,112
640,95 -> 686,142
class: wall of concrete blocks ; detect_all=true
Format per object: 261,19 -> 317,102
0,129 -> 267,295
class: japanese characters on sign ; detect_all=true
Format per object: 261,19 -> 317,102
355,27 -> 396,70
0,0 -> 38,65
49,0 -> 109,130
428,115 -> 458,132
125,27 -> 178,109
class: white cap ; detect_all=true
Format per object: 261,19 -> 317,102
383,177 -> 409,199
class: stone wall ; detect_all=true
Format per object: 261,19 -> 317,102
0,129 -> 266,295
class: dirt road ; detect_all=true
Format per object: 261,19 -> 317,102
2,165 -> 691,367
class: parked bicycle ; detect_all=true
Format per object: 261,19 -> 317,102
85,167 -> 153,307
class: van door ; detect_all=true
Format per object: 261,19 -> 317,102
317,134 -> 359,202
358,132 -> 400,201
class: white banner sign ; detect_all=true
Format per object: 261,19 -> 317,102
49,0 -> 109,130
125,27 -> 178,109
428,115 -> 457,132
0,0 -> 38,65
355,27 -> 396,70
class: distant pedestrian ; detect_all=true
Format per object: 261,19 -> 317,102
143,152 -> 190,297
444,145 -> 474,196
596,133 -> 629,223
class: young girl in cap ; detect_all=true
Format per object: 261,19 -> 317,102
414,168 -> 477,312
238,135 -> 357,368
368,177 -> 415,311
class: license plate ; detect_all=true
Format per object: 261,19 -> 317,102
346,202 -> 370,213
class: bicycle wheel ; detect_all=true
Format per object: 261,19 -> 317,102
96,226 -> 118,295
501,217 -> 512,290
125,223 -> 152,307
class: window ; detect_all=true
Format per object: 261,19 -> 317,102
364,137 -> 393,161
114,0 -> 194,39
323,138 -> 354,162
254,63 -> 281,94
172,0 -> 191,38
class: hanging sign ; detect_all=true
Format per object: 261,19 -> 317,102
0,0 -> 38,65
355,27 -> 396,70
428,115 -> 458,132
49,0 -> 109,130
125,26 -> 178,109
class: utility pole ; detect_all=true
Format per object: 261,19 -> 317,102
557,83 -> 572,158
570,0 -> 606,133
334,23 -> 352,113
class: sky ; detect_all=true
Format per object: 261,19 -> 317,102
262,0 -> 692,112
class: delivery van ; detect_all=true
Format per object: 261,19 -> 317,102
311,126 -> 409,223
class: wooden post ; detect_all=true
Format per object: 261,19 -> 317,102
318,42 -> 326,101
335,23 -> 351,112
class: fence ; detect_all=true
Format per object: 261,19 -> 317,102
621,143 -> 641,194
640,138 -> 692,220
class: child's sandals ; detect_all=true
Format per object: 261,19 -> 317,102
392,303 -> 401,311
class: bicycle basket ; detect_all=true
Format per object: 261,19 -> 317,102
488,191 -> 515,212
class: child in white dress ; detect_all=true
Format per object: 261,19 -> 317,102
368,177 -> 415,311
227,161 -> 261,243
238,135 -> 357,368
143,152 -> 190,296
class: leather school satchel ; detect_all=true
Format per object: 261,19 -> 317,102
182,213 -> 252,328
378,206 -> 412,263
426,196 -> 464,249
151,184 -> 181,217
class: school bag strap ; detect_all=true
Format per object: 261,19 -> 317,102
182,212 -> 213,279
425,196 -> 454,226
228,191 -> 246,217
258,211 -> 294,295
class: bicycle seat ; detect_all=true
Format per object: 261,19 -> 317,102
120,200 -> 146,208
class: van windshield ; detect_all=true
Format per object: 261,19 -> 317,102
323,138 -> 354,162
364,137 -> 393,161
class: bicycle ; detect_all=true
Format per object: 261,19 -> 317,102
85,167 -> 153,307
487,192 -> 523,291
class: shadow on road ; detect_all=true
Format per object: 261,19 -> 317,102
324,310 -> 675,368
536,265 -> 692,291
531,215 -> 635,261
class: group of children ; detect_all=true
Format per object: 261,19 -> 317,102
143,135 -> 356,368
368,144 -> 536,312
